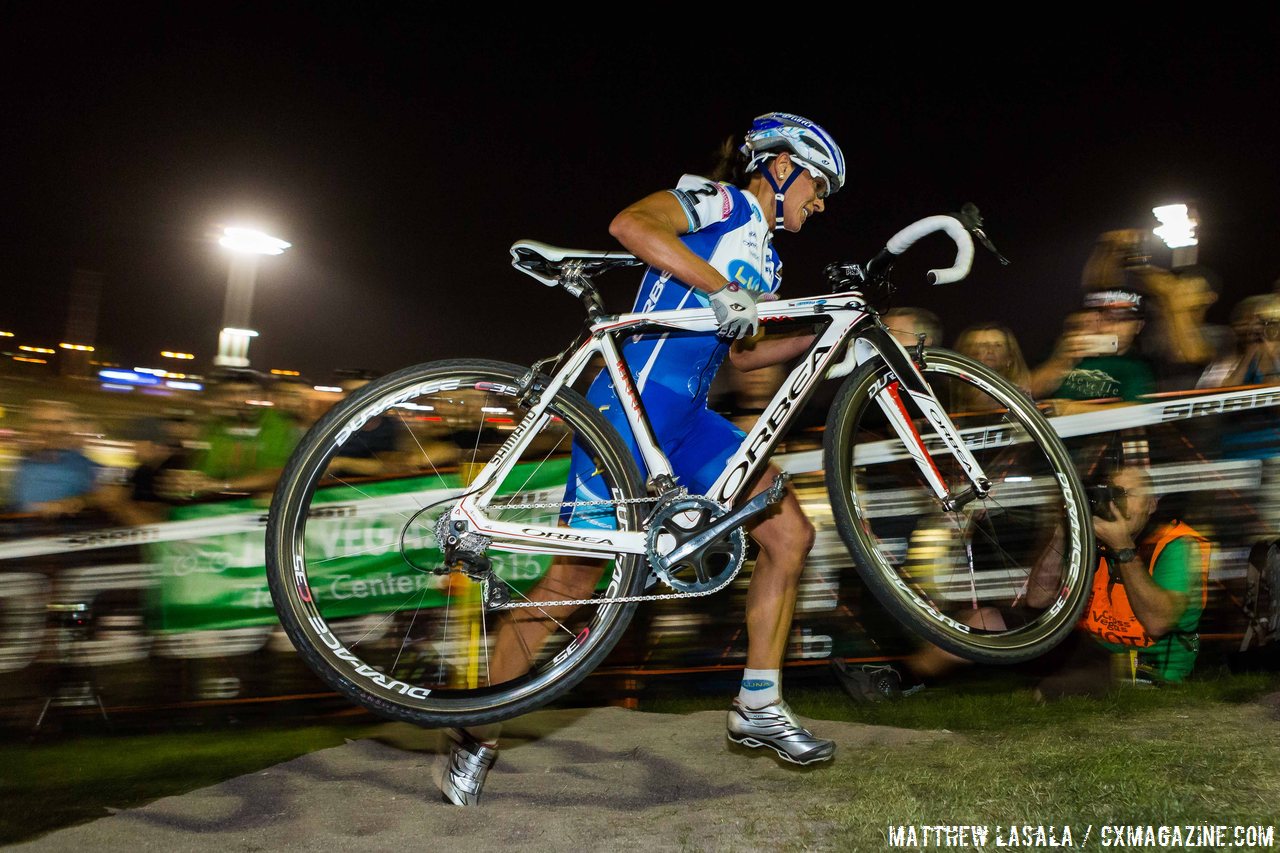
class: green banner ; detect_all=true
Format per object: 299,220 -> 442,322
149,461 -> 573,632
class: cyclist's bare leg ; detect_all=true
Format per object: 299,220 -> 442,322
744,463 -> 816,671
485,556 -> 605,685
726,464 -> 833,764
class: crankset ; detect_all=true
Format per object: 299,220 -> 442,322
645,495 -> 745,593
645,473 -> 790,593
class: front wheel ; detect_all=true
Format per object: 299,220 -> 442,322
266,359 -> 647,727
824,348 -> 1094,664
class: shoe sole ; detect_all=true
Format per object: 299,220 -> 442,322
727,733 -> 835,766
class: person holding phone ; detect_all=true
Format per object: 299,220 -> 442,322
1031,290 -> 1155,403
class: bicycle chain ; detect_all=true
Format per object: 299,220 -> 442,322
492,566 -> 743,609
488,495 -> 658,511
485,495 -> 747,609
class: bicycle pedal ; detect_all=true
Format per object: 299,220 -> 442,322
765,472 -> 790,504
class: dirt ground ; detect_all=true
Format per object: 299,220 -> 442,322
11,706 -> 953,852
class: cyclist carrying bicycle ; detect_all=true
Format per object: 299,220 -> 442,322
443,112 -> 846,805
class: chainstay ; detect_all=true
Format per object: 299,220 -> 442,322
486,493 -> 746,607
491,560 -> 744,609
488,496 -> 660,511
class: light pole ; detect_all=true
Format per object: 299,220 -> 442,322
215,227 -> 290,367
1152,203 -> 1198,269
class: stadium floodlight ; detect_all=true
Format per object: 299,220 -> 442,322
1152,203 -> 1199,268
215,226 -> 289,367
219,227 -> 291,256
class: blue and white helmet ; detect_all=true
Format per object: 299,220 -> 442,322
741,112 -> 846,197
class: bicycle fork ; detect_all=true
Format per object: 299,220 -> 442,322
853,326 -> 991,510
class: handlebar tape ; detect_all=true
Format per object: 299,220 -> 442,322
884,215 -> 976,285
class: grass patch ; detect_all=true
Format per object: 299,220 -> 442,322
645,669 -> 1280,851
642,668 -> 1280,733
1,719 -> 378,845
803,701 -> 1280,851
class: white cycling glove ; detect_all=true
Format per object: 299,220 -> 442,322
709,283 -> 759,340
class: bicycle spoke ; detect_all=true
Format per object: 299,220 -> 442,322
346,584 -> 432,649
390,586 -> 430,671
395,408 -> 447,483
480,586 -> 491,687
493,431 -> 570,508
311,533 -> 431,565
325,472 -> 421,520
436,573 -> 455,686
494,572 -> 578,638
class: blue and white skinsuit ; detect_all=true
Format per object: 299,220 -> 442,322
564,175 -> 781,528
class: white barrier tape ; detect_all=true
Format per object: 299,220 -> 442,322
1048,385 -> 1280,439
0,385 -> 1274,563
779,384 -> 1280,474
0,486 -> 461,563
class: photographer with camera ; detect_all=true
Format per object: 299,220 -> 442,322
1198,293 -> 1280,389
1079,466 -> 1210,685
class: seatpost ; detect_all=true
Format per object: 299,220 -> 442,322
560,261 -> 606,319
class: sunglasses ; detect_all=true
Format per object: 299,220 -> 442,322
791,158 -> 830,200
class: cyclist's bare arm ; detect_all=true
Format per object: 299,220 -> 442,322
612,189 -> 818,368
730,331 -> 816,372
609,190 -> 731,294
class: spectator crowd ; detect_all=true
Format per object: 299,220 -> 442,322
2,229 -> 1279,698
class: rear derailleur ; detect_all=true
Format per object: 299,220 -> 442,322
433,514 -> 508,607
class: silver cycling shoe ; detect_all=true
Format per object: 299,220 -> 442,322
441,728 -> 498,805
726,699 -> 836,765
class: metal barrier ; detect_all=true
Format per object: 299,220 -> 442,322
0,386 -> 1276,723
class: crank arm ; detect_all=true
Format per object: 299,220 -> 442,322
658,473 -> 789,569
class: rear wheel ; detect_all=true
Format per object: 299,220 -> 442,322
824,348 -> 1093,664
266,359 -> 647,727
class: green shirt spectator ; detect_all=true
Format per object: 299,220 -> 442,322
196,407 -> 300,480
1052,353 -> 1155,402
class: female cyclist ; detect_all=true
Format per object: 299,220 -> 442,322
443,112 -> 846,805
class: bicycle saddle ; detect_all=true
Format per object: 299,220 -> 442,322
510,239 -> 641,287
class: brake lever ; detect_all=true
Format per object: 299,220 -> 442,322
953,202 -> 1011,267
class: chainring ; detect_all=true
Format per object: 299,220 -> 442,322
645,495 -> 746,593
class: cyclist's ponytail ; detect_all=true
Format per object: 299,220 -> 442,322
707,135 -> 752,188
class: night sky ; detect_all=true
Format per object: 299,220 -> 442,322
4,10 -> 1280,383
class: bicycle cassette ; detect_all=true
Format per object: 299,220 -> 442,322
645,495 -> 746,593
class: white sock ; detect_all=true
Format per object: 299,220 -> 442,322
738,668 -> 780,708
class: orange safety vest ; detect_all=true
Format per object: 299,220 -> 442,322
1079,521 -> 1211,648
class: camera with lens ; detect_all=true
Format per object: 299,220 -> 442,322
1085,478 -> 1119,521
1261,316 -> 1280,343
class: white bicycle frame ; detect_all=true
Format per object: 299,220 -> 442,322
451,292 -> 992,561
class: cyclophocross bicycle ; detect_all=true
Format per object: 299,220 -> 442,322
266,207 -> 1095,727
